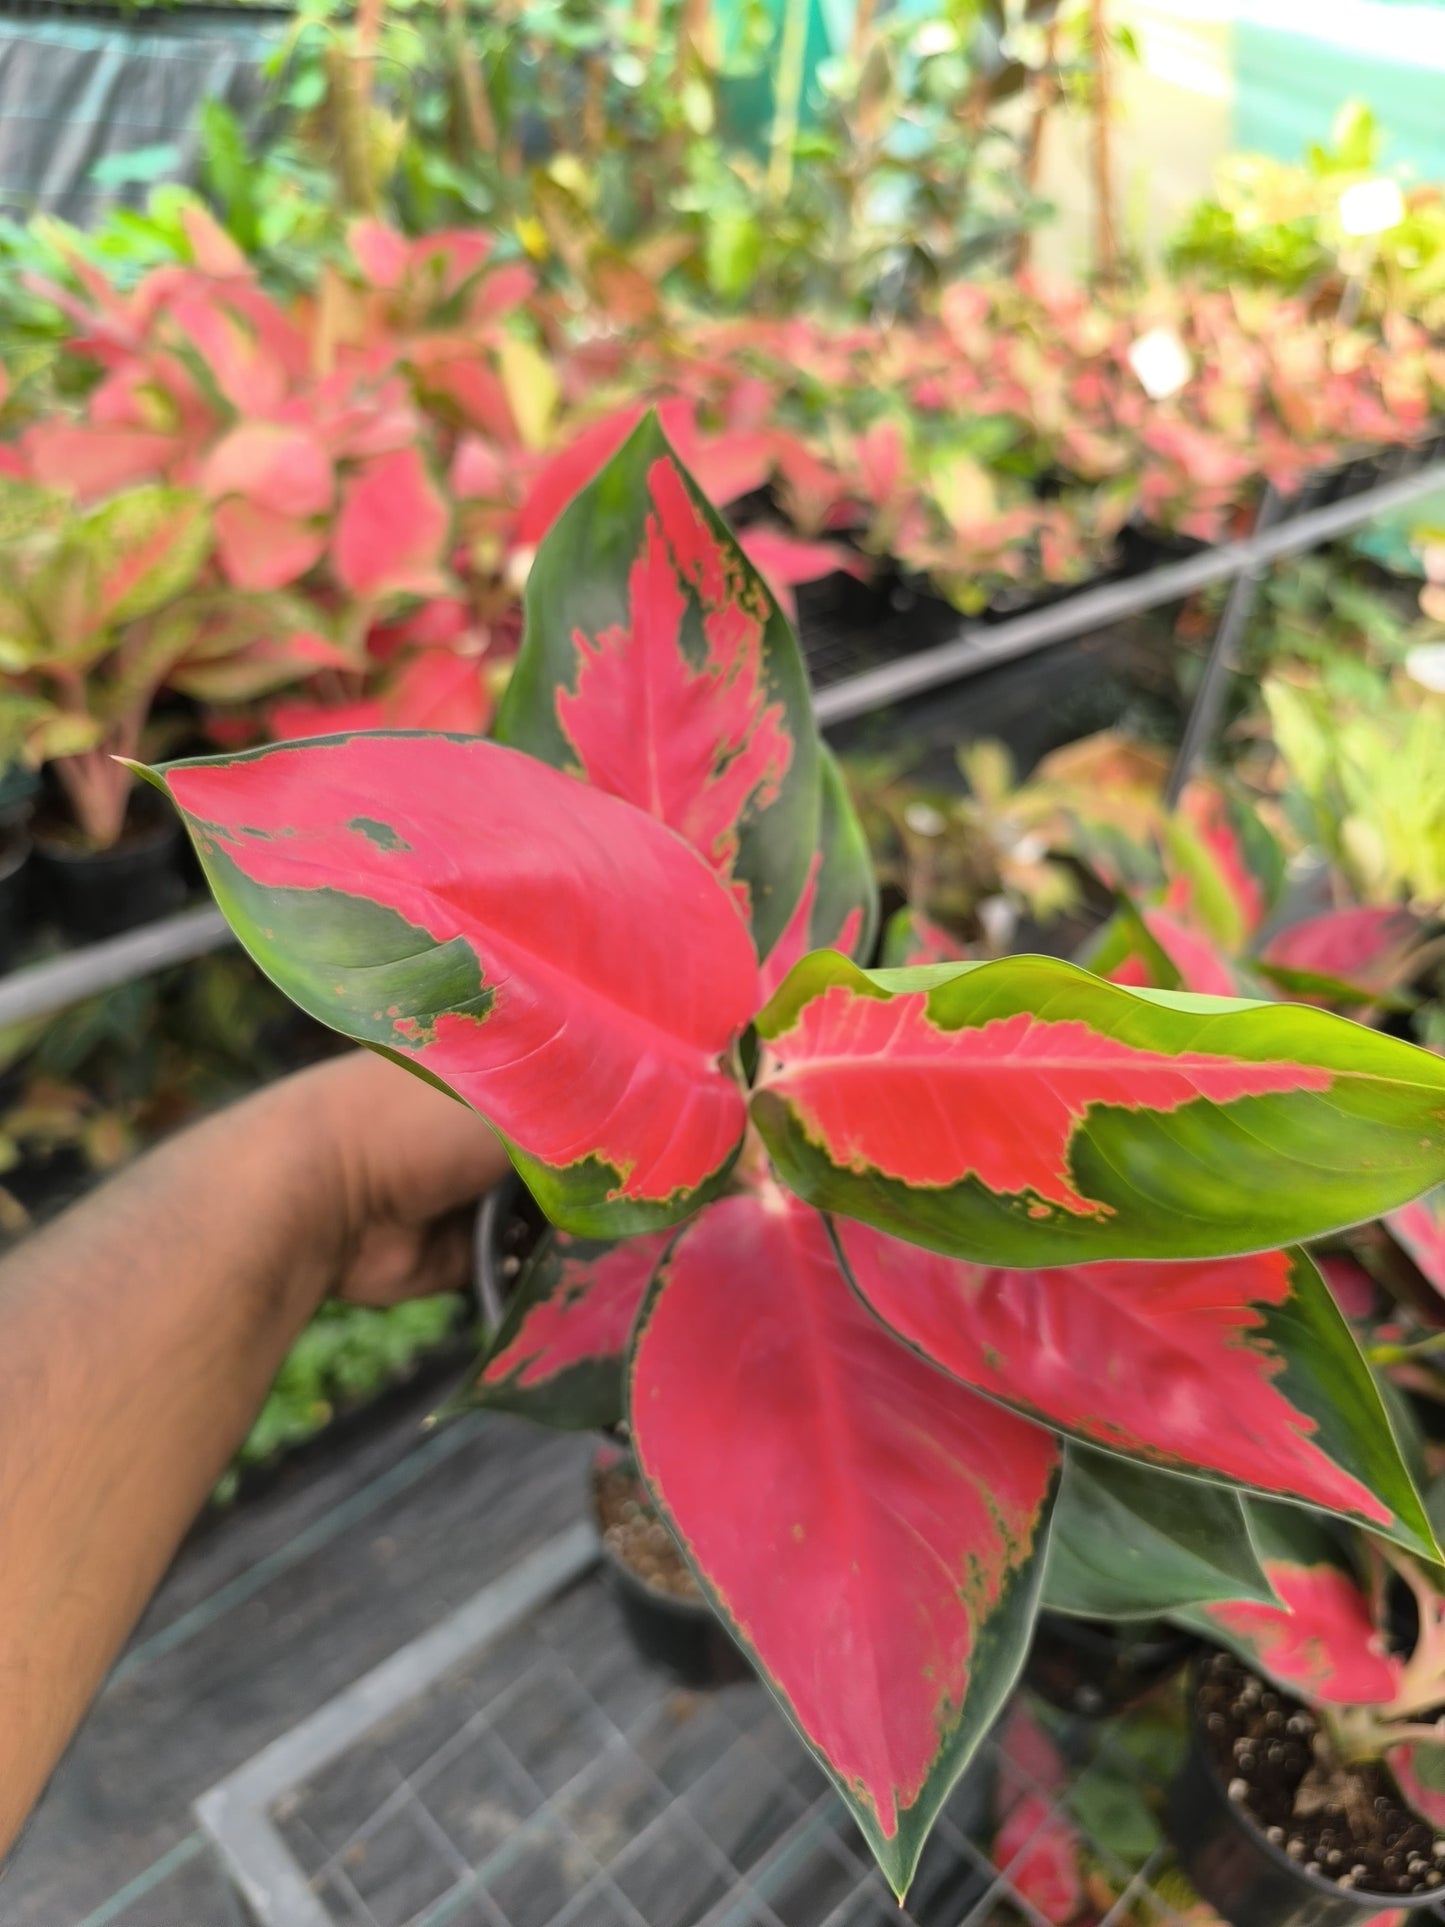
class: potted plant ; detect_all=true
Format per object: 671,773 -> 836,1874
132,414 -> 1445,1902
0,477 -> 213,939
1170,1499 -> 1445,1926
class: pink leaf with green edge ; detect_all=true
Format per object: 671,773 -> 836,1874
215,499 -> 326,593
473,1228 -> 670,1430
1387,1185 -> 1445,1298
332,448 -> 452,600
201,424 -> 334,519
752,950 -> 1445,1266
880,906 -> 971,969
1174,778 -> 1282,941
628,1185 -> 1058,1896
1258,907 -> 1423,1005
147,733 -> 758,1236
497,413 -> 821,962
833,1222 -> 1433,1554
1136,907 -> 1239,997
757,750 -> 877,1001
995,1708 -> 1086,1924
1388,1743 -> 1445,1829
1189,1502 -> 1399,1705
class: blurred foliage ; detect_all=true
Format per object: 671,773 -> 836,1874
1168,101 -> 1445,332
215,1292 -> 465,1503
0,0 -> 1079,328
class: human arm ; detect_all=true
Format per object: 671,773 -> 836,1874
0,1049 -> 507,1857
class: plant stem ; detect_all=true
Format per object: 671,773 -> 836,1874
1015,14 -> 1062,275
768,0 -> 811,205
1089,0 -> 1117,284
1368,1329 -> 1445,1367
444,0 -> 498,158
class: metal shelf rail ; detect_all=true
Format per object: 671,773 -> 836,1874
2,452 -> 1443,1035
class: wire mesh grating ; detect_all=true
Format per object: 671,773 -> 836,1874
251,1567 -> 1199,1927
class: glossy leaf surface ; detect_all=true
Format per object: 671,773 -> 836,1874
834,1220 -> 1434,1555
1044,1446 -> 1277,1619
757,749 -> 877,1000
148,733 -> 758,1234
474,1227 -> 669,1430
497,413 -> 819,961
1185,1500 -> 1400,1705
629,1187 -> 1058,1894
755,951 -> 1445,1264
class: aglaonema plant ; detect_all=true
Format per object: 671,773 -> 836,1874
137,414 -> 1445,1897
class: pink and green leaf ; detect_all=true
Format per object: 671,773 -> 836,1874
757,748 -> 877,1001
472,1227 -> 670,1430
1185,1499 -> 1401,1705
833,1221 -> 1435,1556
143,733 -> 759,1236
496,413 -> 821,962
628,1186 -> 1058,1896
753,950 -> 1445,1265
1256,907 -> 1425,1010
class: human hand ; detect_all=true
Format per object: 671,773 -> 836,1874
302,1049 -> 511,1309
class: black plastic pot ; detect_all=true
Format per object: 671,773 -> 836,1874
34,789 -> 186,943
0,830 -> 32,973
595,1511 -> 750,1690
1169,1663 -> 1443,1927
1024,1611 -> 1196,1717
474,1171 -> 546,1331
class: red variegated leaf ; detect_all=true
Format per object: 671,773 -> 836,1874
1258,907 -> 1423,1004
146,734 -> 758,1235
833,1223 -> 1434,1554
474,1227 -> 669,1430
1173,778 -> 1284,943
497,413 -> 820,962
332,447 -> 451,601
1188,1501 -> 1400,1705
753,951 -> 1445,1265
1135,906 -> 1240,997
757,750 -> 877,1001
629,1186 -> 1058,1895
1388,1185 -> 1445,1298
